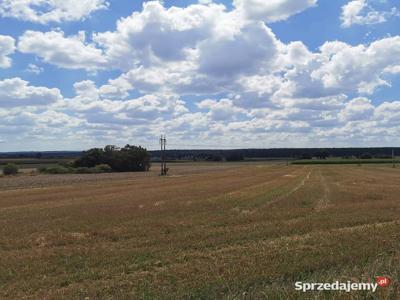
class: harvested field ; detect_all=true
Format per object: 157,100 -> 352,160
0,162 -> 253,190
0,163 -> 399,299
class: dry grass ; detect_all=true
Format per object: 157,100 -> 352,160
0,163 -> 399,299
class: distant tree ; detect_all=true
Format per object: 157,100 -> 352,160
109,145 -> 150,172
3,163 -> 18,176
74,145 -> 150,172
360,152 -> 373,159
206,154 -> 223,161
74,148 -> 104,168
194,153 -> 215,161
36,152 -> 42,159
301,153 -> 312,160
314,151 -> 329,160
225,152 -> 244,162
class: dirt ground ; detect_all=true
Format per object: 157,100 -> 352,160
0,162 -> 398,299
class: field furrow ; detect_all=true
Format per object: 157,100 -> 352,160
0,163 -> 399,299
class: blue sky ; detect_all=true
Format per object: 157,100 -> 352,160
0,0 -> 399,151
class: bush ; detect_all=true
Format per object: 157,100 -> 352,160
95,164 -> 112,173
39,166 -> 71,174
3,163 -> 18,176
59,161 -> 75,168
38,164 -> 112,175
75,167 -> 100,174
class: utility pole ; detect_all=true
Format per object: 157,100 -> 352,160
160,135 -> 168,175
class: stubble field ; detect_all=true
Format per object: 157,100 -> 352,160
0,162 -> 399,299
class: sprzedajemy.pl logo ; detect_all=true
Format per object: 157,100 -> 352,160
295,277 -> 391,293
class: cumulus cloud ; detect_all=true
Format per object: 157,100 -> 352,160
233,0 -> 317,22
261,37 -> 400,102
18,30 -> 108,71
78,29 -> 400,123
198,22 -> 278,77
3,0 -> 400,149
26,63 -> 43,74
74,80 -> 99,99
197,98 -> 247,121
0,0 -> 108,24
374,101 -> 400,125
339,97 -> 374,122
93,1 -> 228,70
311,37 -> 400,94
58,80 -> 188,127
341,0 -> 399,27
0,35 -> 15,68
84,4 -> 282,96
0,78 -> 62,107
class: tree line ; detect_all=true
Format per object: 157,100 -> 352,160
74,145 -> 151,172
36,145 -> 151,175
150,148 -> 400,161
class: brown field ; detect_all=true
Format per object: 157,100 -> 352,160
0,162 -> 399,299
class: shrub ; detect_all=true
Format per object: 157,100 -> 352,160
59,161 -> 75,168
39,166 -> 71,174
95,164 -> 112,173
75,167 -> 100,174
3,163 -> 18,176
39,165 -> 112,175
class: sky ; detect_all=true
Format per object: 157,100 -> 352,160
0,0 -> 399,151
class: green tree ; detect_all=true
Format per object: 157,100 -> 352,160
74,145 -> 150,172
74,148 -> 104,168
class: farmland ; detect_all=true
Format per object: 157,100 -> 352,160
292,159 -> 400,165
0,162 -> 399,299
0,158 -> 73,173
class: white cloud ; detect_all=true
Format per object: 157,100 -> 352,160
374,101 -> 400,125
88,5 -> 281,96
90,33 -> 400,117
233,0 -> 317,22
58,80 -> 188,127
93,1 -> 227,70
341,0 -> 398,28
311,37 -> 400,95
197,98 -> 247,121
26,63 -> 43,74
262,37 -> 400,102
18,30 -> 108,71
0,78 -> 62,107
339,97 -> 374,122
3,0 -> 400,150
73,80 -> 99,99
165,112 -> 210,134
0,35 -> 15,68
198,22 -> 278,77
0,0 -> 108,24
